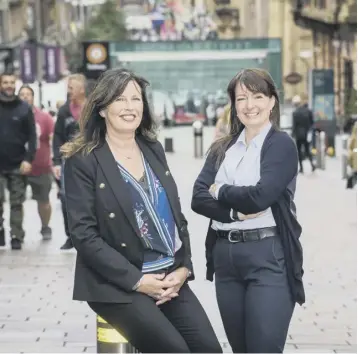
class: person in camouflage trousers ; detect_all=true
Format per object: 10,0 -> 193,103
0,171 -> 27,243
0,71 -> 37,250
53,74 -> 86,250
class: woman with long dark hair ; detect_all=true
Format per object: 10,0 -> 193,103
192,68 -> 305,353
61,68 -> 222,353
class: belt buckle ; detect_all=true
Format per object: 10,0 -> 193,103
228,230 -> 241,243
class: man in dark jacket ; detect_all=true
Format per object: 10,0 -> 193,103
53,74 -> 86,250
292,95 -> 316,173
0,72 -> 37,250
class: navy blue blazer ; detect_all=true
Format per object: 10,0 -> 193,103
191,127 -> 305,305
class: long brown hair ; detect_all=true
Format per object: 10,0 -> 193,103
209,68 -> 281,168
61,68 -> 157,158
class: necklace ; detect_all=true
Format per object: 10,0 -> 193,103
106,136 -> 136,160
123,142 -> 136,160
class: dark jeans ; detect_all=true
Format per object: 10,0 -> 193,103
89,283 -> 222,353
0,170 -> 26,240
214,236 -> 295,353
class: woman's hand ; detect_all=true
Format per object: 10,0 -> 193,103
209,183 -> 219,198
240,211 -> 265,220
155,267 -> 189,306
135,273 -> 172,299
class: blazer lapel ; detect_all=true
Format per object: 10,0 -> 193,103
93,142 -> 141,239
136,136 -> 182,226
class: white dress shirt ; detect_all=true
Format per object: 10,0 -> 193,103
211,123 -> 277,231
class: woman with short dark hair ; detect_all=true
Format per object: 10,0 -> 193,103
62,68 -> 222,353
192,68 -> 305,353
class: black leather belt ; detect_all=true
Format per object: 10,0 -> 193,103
216,227 -> 278,243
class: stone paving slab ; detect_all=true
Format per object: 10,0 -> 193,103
0,128 -> 356,353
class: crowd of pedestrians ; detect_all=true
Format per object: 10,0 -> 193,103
0,71 -> 86,250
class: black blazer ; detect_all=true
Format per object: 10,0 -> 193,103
191,127 -> 305,305
64,135 -> 194,303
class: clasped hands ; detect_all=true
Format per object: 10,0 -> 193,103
135,267 -> 189,306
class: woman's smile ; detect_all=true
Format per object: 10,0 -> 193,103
120,114 -> 137,122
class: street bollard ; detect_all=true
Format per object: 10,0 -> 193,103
97,316 -> 138,353
315,131 -> 322,169
164,137 -> 174,153
193,120 -> 204,158
0,227 -> 4,247
319,131 -> 326,170
342,135 -> 349,179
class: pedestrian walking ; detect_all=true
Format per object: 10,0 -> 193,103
192,68 -> 305,353
347,122 -> 357,189
292,95 -> 316,173
53,74 -> 86,250
0,71 -> 37,250
62,68 -> 222,353
214,103 -> 230,140
18,85 -> 54,240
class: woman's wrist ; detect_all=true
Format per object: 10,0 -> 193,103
132,276 -> 143,291
177,267 -> 191,280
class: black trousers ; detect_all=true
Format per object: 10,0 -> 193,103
214,236 -> 295,353
89,283 -> 223,353
296,138 -> 314,172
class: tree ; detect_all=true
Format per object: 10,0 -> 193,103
65,0 -> 127,73
81,0 -> 127,41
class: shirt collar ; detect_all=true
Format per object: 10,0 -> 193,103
237,122 -> 272,149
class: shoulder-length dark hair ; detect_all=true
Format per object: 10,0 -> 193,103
209,68 -> 281,168
61,68 -> 157,158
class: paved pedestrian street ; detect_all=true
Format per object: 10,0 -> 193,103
0,127 -> 356,353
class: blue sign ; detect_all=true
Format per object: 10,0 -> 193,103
309,69 -> 335,122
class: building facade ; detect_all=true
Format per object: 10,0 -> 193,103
0,0 -> 81,75
205,0 -> 315,100
206,0 -> 357,111
293,0 -> 357,116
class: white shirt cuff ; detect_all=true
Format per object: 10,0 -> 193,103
214,183 -> 223,200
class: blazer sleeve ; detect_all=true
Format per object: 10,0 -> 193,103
64,153 -> 143,292
191,151 -> 233,223
153,141 -> 194,274
218,134 -> 298,214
